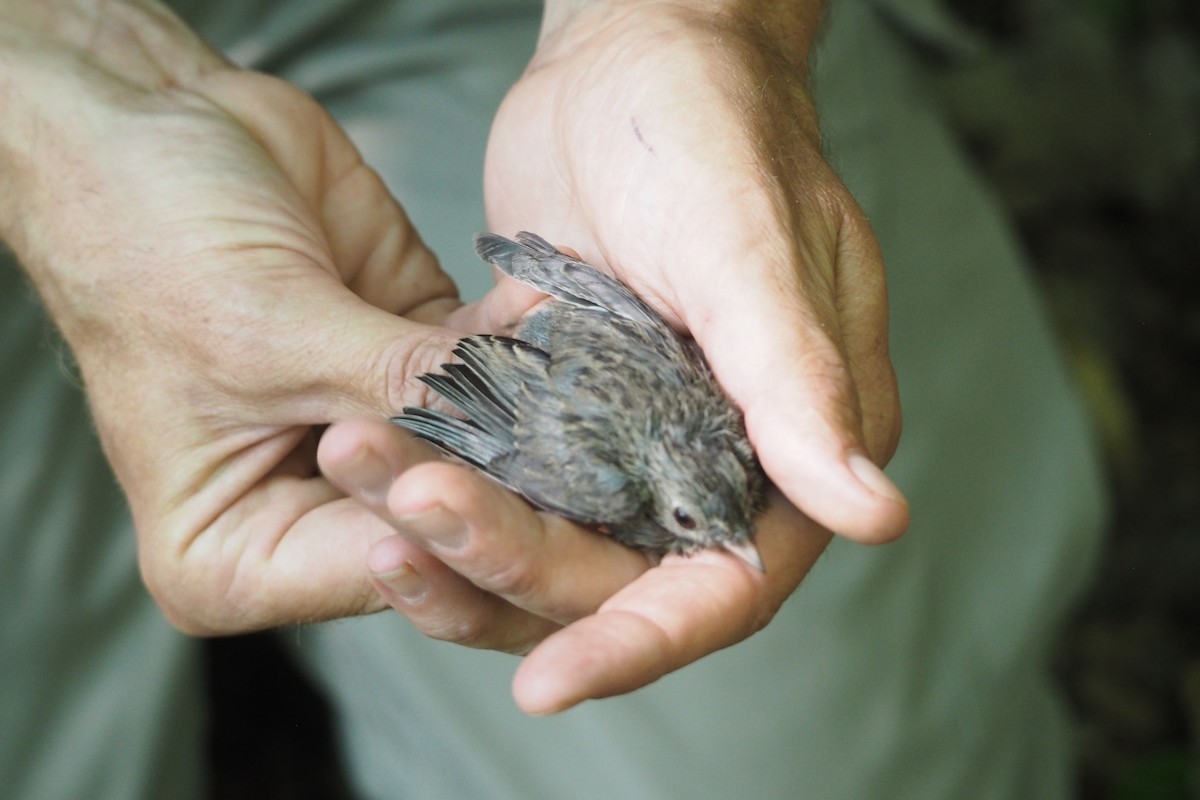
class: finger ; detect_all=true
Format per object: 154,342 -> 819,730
385,460 -> 654,624
159,422 -> 545,637
147,482 -> 396,635
196,70 -> 461,319
680,211 -> 909,544
205,288 -> 464,420
443,274 -> 548,336
320,419 -> 648,653
320,419 -> 560,651
322,419 -> 651,623
367,535 -> 561,654
511,495 -> 831,714
828,204 -> 904,466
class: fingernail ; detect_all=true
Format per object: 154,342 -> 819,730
374,561 -> 428,603
344,445 -> 394,506
848,452 -> 906,505
397,505 -> 467,551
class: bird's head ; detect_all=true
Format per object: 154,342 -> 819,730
641,428 -> 766,571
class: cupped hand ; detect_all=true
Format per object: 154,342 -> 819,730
467,1 -> 907,711
2,4 -> 750,676
486,2 -> 907,534
321,417 -> 831,714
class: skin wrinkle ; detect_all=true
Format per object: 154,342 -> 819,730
156,427 -> 297,546
385,457 -> 657,626
325,175 -> 414,294
383,329 -> 466,413
464,542 -> 551,616
382,539 -> 539,650
90,0 -> 226,88
173,479 -> 382,635
440,497 -> 556,609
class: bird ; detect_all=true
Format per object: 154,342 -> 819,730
392,231 -> 768,571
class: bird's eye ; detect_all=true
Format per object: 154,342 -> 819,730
672,507 -> 697,530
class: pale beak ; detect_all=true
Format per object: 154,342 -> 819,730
721,538 -> 765,572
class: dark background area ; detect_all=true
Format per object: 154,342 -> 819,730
937,1 -> 1200,797
204,1 -> 1200,797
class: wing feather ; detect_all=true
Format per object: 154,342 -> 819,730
391,335 -> 547,471
474,231 -> 666,329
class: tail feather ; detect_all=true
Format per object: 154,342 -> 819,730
392,408 -> 508,469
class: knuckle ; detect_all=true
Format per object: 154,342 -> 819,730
795,346 -> 856,400
438,479 -> 551,607
865,396 -> 902,464
417,606 -> 494,648
857,359 -> 902,464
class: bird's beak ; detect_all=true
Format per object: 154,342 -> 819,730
721,539 -> 765,572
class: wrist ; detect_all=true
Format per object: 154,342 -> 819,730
536,0 -> 825,73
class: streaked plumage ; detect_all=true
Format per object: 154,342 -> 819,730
393,232 -> 767,570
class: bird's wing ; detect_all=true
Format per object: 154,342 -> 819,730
491,440 -> 649,529
481,368 -> 649,527
394,333 -> 647,528
392,335 -> 547,472
390,408 -> 506,472
474,231 -> 667,329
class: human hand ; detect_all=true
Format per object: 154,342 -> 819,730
321,416 -> 831,713
0,1 -> 500,631
473,0 -> 907,710
485,0 -> 907,534
2,1 -> 905,717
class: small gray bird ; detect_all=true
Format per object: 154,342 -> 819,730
393,232 -> 768,570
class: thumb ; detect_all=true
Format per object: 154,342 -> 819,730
689,235 -> 908,544
269,292 -> 467,423
244,268 -> 551,426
